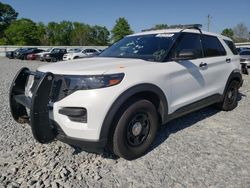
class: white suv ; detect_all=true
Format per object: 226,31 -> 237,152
9,25 -> 243,160
63,48 -> 102,61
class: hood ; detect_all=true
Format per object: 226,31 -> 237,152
37,57 -> 153,75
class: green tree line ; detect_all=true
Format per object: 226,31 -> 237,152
0,17 -> 112,46
0,2 -> 133,46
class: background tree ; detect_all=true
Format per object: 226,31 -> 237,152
89,25 -> 110,45
46,22 -> 58,45
233,23 -> 249,42
221,28 -> 234,39
46,21 -> 73,46
152,24 -> 168,30
111,17 -> 133,43
0,2 -> 18,37
70,22 -> 92,46
4,18 -> 40,45
36,22 -> 48,45
142,24 -> 168,31
58,21 -> 73,45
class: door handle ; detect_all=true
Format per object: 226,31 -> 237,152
199,62 -> 207,68
226,58 -> 231,63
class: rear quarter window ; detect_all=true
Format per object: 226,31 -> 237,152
223,40 -> 238,55
202,35 -> 226,57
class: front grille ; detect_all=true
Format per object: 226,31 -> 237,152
30,72 -> 70,103
50,75 -> 69,102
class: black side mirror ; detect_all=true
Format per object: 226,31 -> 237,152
173,49 -> 197,61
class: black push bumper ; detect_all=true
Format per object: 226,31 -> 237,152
9,67 -> 106,152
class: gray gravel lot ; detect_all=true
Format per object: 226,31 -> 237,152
0,58 -> 250,188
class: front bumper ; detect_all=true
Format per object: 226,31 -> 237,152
9,67 -> 106,152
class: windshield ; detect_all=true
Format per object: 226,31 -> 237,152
240,51 -> 250,55
68,48 -> 81,53
99,33 -> 177,62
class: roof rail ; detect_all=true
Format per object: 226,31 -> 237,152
168,24 -> 202,29
141,24 -> 202,32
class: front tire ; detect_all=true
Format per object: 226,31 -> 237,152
112,99 -> 158,160
217,80 -> 239,111
51,57 -> 57,62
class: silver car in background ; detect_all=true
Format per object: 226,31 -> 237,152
240,50 -> 250,68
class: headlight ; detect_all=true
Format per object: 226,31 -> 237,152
63,73 -> 125,91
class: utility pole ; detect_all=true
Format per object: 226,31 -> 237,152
207,14 -> 211,32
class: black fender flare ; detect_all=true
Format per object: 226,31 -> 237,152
99,83 -> 168,142
223,69 -> 243,98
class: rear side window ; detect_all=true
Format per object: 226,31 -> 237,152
224,40 -> 238,55
170,33 -> 203,59
202,35 -> 226,57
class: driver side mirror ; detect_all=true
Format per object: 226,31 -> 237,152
172,49 -> 197,61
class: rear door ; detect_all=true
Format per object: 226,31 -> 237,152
200,35 -> 233,95
168,33 -> 231,112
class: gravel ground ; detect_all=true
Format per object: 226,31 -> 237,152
0,57 -> 250,188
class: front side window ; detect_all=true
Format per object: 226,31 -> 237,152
99,34 -> 177,62
169,33 -> 203,59
202,35 -> 226,57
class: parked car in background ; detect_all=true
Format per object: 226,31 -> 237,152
63,48 -> 102,61
37,48 -> 60,61
6,48 -> 28,59
6,50 -> 15,59
44,48 -> 67,62
27,49 -> 45,60
13,48 -> 32,59
17,48 -> 44,60
240,50 -> 250,68
236,47 -> 250,53
16,48 -> 40,60
67,48 -> 81,53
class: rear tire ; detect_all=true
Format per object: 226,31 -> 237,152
112,99 -> 158,160
217,80 -> 239,111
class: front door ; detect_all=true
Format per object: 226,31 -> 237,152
167,32 -> 209,113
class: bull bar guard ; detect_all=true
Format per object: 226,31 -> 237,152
9,67 -> 55,143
